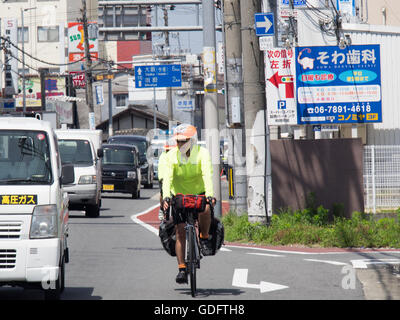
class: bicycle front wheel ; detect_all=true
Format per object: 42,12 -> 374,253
187,227 -> 197,297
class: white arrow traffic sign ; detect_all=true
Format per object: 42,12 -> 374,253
137,67 -> 142,76
232,268 -> 288,293
255,13 -> 274,36
257,16 -> 272,32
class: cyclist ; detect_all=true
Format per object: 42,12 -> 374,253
158,139 -> 176,220
162,124 -> 216,284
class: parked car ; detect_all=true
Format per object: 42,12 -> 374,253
107,135 -> 154,188
101,144 -> 141,199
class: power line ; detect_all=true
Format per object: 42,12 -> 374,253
0,36 -> 86,67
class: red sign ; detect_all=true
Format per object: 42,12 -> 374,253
69,72 -> 86,88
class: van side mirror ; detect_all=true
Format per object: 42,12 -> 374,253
61,164 -> 74,185
97,148 -> 103,158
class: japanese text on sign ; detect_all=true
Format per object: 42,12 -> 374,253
295,44 -> 382,125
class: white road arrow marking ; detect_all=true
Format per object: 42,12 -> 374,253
256,16 -> 272,33
232,268 -> 288,293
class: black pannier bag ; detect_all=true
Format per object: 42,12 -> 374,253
208,216 -> 225,255
159,219 -> 176,256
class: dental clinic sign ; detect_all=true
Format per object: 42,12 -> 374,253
295,44 -> 382,125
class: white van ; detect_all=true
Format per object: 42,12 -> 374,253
0,117 -> 74,300
55,129 -> 103,217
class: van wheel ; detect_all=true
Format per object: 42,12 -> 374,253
85,204 -> 100,218
44,256 -> 65,300
132,189 -> 139,199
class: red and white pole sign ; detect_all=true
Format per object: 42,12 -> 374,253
265,48 -> 297,125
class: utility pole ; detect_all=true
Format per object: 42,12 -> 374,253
240,0 -> 267,224
21,9 -> 26,114
81,0 -> 95,129
108,63 -> 113,137
163,5 -> 173,122
202,0 -> 221,218
222,0 -> 247,214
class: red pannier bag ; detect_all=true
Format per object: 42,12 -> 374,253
173,193 -> 207,212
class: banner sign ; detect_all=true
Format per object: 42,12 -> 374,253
68,22 -> 98,62
265,48 -> 297,125
295,44 -> 382,125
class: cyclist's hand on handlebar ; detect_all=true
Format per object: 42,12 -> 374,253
162,197 -> 171,211
207,197 -> 217,207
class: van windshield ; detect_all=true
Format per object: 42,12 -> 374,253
108,138 -> 147,155
103,147 -> 135,165
58,139 -> 93,165
0,130 -> 52,185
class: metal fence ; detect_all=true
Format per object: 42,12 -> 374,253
364,145 -> 400,213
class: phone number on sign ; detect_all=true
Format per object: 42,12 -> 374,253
307,104 -> 372,114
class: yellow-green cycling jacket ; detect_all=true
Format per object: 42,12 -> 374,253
162,145 -> 214,198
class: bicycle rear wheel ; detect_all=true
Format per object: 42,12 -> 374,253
188,227 -> 197,297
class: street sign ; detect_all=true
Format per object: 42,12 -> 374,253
254,13 -> 274,37
134,64 -> 182,88
295,44 -> 382,125
259,36 -> 274,51
281,0 -> 306,6
0,99 -> 16,112
265,48 -> 297,125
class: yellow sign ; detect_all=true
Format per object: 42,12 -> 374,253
0,195 -> 37,205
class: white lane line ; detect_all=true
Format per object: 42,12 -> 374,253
247,252 -> 285,258
220,247 -> 232,252
224,245 -> 313,255
351,259 -> 400,269
225,244 -> 400,255
304,259 -> 349,266
131,204 -> 160,236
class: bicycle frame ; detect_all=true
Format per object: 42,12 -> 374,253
184,209 -> 201,297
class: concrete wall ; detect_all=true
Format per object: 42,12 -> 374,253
271,138 -> 364,218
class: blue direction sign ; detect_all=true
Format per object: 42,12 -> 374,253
135,64 -> 182,88
254,13 -> 274,36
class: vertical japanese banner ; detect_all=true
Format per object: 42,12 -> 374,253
68,22 -> 99,63
3,18 -> 18,96
203,47 -> 217,93
295,44 -> 382,125
265,48 -> 297,125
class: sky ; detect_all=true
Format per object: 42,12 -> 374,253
151,4 -> 223,55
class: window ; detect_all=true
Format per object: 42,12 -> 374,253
115,94 -> 128,107
17,27 -> 29,43
37,26 -> 59,42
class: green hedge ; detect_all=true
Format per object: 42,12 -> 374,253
222,209 -> 400,248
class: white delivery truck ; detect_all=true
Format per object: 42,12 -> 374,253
55,129 -> 103,217
0,117 -> 74,300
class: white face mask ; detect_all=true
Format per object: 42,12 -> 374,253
179,140 -> 192,155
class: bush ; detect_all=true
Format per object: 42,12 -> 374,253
221,205 -> 400,248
